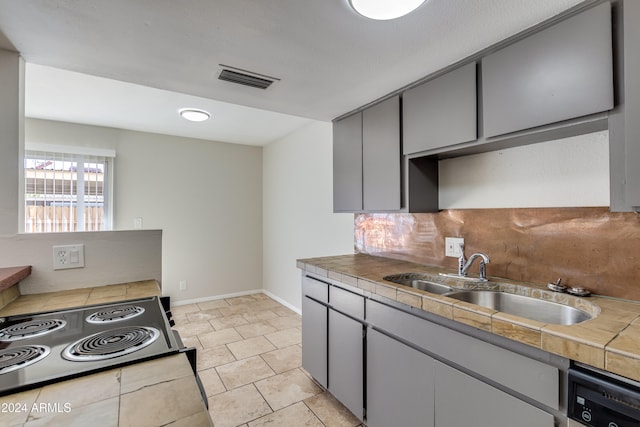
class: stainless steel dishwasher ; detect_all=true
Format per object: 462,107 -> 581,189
568,363 -> 640,426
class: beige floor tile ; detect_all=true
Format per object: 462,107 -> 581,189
207,384 -> 272,427
273,306 -> 298,317
261,345 -> 302,373
173,321 -> 214,338
181,334 -> 203,350
305,391 -> 362,427
216,356 -> 275,389
234,321 -> 278,339
227,336 -> 277,360
197,345 -> 236,371
198,367 -> 227,396
265,327 -> 302,348
248,402 -> 324,427
198,328 -> 243,348
218,304 -> 253,317
172,303 -> 201,316
242,310 -> 280,323
197,299 -> 231,310
226,296 -> 259,306
254,368 -> 323,411
267,314 -> 301,330
210,313 -> 249,330
186,309 -> 222,323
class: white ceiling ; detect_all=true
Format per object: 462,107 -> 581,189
0,0 -> 586,146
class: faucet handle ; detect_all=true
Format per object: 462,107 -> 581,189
457,243 -> 466,276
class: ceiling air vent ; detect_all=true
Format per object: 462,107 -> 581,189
218,66 -> 279,90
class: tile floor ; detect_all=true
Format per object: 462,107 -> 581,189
171,293 -> 363,427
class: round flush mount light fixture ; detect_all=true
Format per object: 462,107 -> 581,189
179,108 -> 211,122
350,0 -> 426,20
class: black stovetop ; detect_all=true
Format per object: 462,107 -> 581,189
0,296 -> 180,396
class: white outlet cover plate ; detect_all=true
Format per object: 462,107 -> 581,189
445,237 -> 464,258
53,244 -> 85,270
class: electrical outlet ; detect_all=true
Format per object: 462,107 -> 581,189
445,237 -> 464,258
134,217 -> 143,229
179,280 -> 187,291
53,244 -> 85,270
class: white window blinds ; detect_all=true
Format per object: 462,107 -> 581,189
24,149 -> 114,233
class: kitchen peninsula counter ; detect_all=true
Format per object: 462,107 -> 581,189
0,280 -> 161,316
0,353 -> 212,426
0,282 -> 214,426
298,254 -> 640,383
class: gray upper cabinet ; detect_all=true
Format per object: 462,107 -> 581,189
482,2 -> 613,138
333,112 -> 363,212
362,95 -> 401,211
403,62 -> 477,155
333,95 -> 401,212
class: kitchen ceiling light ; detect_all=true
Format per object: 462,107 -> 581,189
179,108 -> 211,122
350,0 -> 426,20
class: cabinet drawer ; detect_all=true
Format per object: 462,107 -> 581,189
330,286 -> 365,320
367,300 -> 559,409
302,276 -> 329,303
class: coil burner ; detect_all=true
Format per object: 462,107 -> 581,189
86,305 -> 145,324
0,345 -> 50,374
62,326 -> 160,361
0,319 -> 67,342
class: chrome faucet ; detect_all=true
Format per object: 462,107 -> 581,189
458,247 -> 490,281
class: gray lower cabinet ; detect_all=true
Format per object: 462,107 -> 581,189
403,62 -> 477,155
328,308 -> 364,421
366,328 -> 435,427
301,296 -> 327,388
434,360 -> 555,427
482,2 -> 613,137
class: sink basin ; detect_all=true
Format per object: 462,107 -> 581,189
383,274 -> 454,295
446,290 -> 593,325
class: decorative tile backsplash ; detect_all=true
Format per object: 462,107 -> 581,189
355,207 -> 640,301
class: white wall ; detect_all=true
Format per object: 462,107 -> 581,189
439,131 -> 610,209
263,121 -> 354,310
26,119 -> 263,303
0,230 -> 162,293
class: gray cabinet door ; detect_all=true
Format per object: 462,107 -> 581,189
366,329 -> 435,427
624,0 -> 640,208
301,296 -> 327,388
328,309 -> 364,421
403,63 -> 477,154
434,361 -> 554,427
333,112 -> 363,212
362,95 -> 401,211
482,2 -> 613,137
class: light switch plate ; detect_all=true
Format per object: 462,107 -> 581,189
53,244 -> 85,270
445,237 -> 464,258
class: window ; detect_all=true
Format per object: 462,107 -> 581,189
23,146 -> 115,233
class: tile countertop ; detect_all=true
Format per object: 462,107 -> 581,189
0,280 -> 162,316
0,280 -> 214,427
0,353 -> 212,427
297,254 -> 640,383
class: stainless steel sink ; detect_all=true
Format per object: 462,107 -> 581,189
445,290 -> 592,325
383,274 -> 454,295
